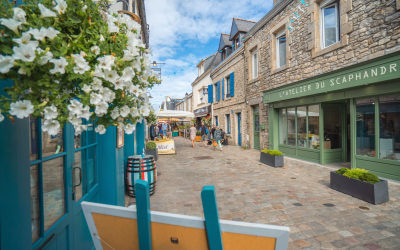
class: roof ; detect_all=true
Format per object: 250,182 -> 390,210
218,33 -> 231,51
230,18 -> 256,40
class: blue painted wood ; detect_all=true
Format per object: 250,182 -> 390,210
230,72 -> 235,97
208,84 -> 213,103
222,78 -> 225,100
237,113 -> 242,146
201,186 -> 223,250
0,116 -> 31,250
136,121 -> 145,155
217,81 -> 220,101
116,147 -> 125,206
135,180 -> 152,250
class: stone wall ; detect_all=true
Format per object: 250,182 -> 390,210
244,0 -> 400,149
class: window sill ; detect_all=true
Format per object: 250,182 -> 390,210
271,65 -> 288,75
248,77 -> 260,84
313,40 -> 346,58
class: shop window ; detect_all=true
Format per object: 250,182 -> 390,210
276,31 -> 287,68
226,114 -> 231,134
297,106 -> 307,147
321,0 -> 340,48
308,105 -> 320,149
356,98 -> 375,157
324,105 -> 342,149
287,108 -> 296,146
279,109 -> 287,144
379,96 -> 400,161
251,50 -> 258,79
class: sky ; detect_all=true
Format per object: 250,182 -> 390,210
145,0 -> 274,110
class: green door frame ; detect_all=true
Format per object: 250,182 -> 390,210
253,105 -> 260,150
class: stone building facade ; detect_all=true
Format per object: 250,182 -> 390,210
243,0 -> 400,179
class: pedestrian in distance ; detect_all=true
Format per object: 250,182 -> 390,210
213,126 -> 223,151
200,123 -> 208,147
189,123 -> 197,148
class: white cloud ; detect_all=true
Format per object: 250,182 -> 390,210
146,0 -> 274,109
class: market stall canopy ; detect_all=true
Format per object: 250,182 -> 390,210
156,110 -> 195,119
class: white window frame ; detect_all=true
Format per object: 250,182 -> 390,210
276,30 -> 286,68
251,50 -> 258,79
320,0 -> 340,49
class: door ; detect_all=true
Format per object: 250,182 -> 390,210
253,106 -> 260,150
237,113 -> 242,146
30,119 -> 98,250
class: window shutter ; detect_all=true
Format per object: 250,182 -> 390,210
222,78 -> 225,100
208,84 -> 213,103
217,81 -> 220,101
230,72 -> 235,97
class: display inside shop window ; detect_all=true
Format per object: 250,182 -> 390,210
356,98 -> 375,157
379,95 -> 400,161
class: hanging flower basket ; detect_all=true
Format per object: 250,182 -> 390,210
0,0 -> 160,136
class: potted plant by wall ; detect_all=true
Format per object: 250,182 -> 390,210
195,131 -> 201,142
260,149 -> 284,167
145,141 -> 158,161
330,168 -> 389,204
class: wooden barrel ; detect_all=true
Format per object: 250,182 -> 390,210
126,155 -> 157,197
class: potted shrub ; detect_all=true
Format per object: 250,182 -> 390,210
195,131 -> 202,142
260,149 -> 284,167
330,168 -> 389,204
145,142 -> 158,161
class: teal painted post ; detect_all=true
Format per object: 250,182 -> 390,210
135,180 -> 152,250
201,186 -> 223,250
136,121 -> 145,155
350,99 -> 356,168
319,104 -> 325,164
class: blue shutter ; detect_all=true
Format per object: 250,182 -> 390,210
208,84 -> 213,103
230,72 -> 234,97
222,78 -> 225,100
217,81 -> 220,101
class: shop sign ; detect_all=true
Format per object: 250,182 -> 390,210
264,57 -> 400,103
194,106 -> 211,117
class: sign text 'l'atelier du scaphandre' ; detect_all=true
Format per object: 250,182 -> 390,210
265,60 -> 400,103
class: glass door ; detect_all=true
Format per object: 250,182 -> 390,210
323,103 -> 347,163
253,106 -> 260,150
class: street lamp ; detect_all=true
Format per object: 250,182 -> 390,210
151,61 -> 165,80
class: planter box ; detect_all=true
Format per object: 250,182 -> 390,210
145,149 -> 158,161
195,135 -> 201,142
330,171 -> 389,204
260,152 -> 284,167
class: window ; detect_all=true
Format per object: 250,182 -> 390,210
251,50 -> 258,79
226,114 -> 231,134
225,75 -> 230,97
356,98 -> 375,157
308,105 -> 320,149
214,83 -> 218,101
321,0 -> 340,48
276,31 -> 286,68
279,109 -> 287,144
297,106 -> 307,147
379,96 -> 400,161
215,116 -> 218,127
287,108 -> 296,146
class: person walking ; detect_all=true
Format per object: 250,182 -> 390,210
200,123 -> 208,147
154,124 -> 159,138
213,126 -> 223,151
189,124 -> 197,148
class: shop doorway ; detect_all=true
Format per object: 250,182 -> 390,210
237,113 -> 242,146
252,106 -> 260,150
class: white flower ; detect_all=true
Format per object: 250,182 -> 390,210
39,4 -> 57,18
73,54 -> 90,74
112,77 -> 126,90
43,105 -> 58,120
97,55 -> 114,71
54,0 -> 67,14
9,100 -> 34,119
38,50 -> 53,65
108,21 -> 119,33
119,105 -> 130,117
0,55 -> 15,73
13,44 -> 37,62
95,102 -> 108,116
82,84 -> 91,93
122,47 -> 139,61
28,28 -> 46,41
0,112 -> 4,122
124,123 -> 135,134
68,114 -> 82,127
74,124 -> 88,136
68,99 -> 83,116
130,107 -> 139,117
90,92 -> 103,105
18,67 -> 26,75
13,33 -> 38,47
90,46 -> 100,55
95,125 -> 106,134
43,119 -> 60,136
0,18 -> 22,33
128,84 -> 139,95
82,5 -> 87,12
121,67 -> 135,82
49,57 -> 68,74
13,8 -> 26,23
100,35 -> 105,42
93,66 -> 105,78
110,108 -> 119,119
103,69 -> 118,83
92,77 -> 103,90
100,87 -> 115,103
44,27 -> 60,40
80,105 -> 92,120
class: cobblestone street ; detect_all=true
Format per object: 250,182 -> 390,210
126,137 -> 400,249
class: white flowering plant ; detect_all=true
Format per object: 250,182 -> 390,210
0,0 -> 159,135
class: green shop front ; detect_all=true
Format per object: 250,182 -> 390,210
264,52 -> 400,181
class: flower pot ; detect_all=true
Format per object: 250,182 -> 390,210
195,135 -> 201,142
330,171 -> 389,204
145,148 -> 158,161
260,152 -> 284,167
